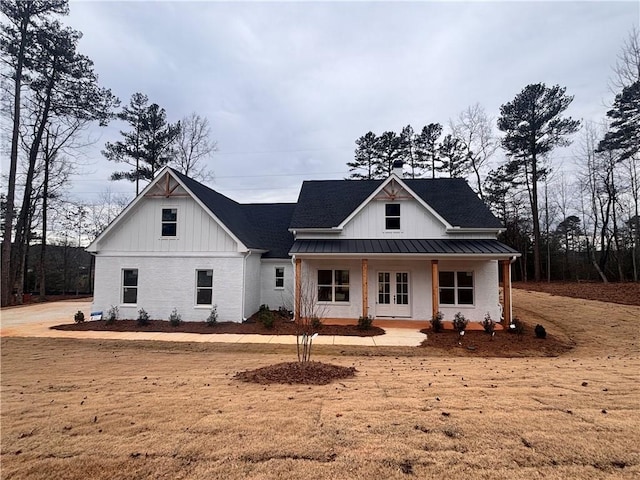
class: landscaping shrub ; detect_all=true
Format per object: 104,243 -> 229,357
74,310 -> 85,323
168,308 -> 182,326
453,312 -> 468,333
431,311 -> 444,333
357,314 -> 373,331
206,305 -> 218,326
137,308 -> 150,326
535,324 -> 547,339
105,305 -> 119,325
258,304 -> 274,329
278,305 -> 293,320
482,312 -> 495,334
310,315 -> 323,330
509,317 -> 525,336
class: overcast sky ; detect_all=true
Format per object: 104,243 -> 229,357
64,0 -> 639,204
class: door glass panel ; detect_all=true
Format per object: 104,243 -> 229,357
378,272 -> 390,304
396,272 -> 409,305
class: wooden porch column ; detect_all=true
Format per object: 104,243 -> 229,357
501,259 -> 512,327
295,258 -> 301,323
361,259 -> 369,318
431,260 -> 439,319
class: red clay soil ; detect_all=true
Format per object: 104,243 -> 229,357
51,316 -> 385,337
514,281 -> 640,306
234,361 -> 357,385
419,327 -> 572,358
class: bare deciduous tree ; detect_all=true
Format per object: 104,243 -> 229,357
610,26 -> 640,92
450,103 -> 498,199
172,112 -> 216,182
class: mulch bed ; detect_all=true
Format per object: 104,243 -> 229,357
51,317 -> 385,337
419,326 -> 573,357
514,281 -> 640,307
234,361 -> 357,385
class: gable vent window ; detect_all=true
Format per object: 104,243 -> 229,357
385,203 -> 401,230
161,208 -> 177,236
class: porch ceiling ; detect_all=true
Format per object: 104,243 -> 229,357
290,238 -> 520,256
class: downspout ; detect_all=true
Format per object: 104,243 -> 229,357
241,250 -> 251,322
508,255 -> 517,324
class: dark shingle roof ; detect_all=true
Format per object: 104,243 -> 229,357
289,178 -> 502,229
290,238 -> 519,256
171,169 -> 295,258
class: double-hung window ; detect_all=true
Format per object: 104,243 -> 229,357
318,269 -> 350,302
275,267 -> 285,289
385,203 -> 401,230
122,269 -> 138,304
161,208 -> 177,237
439,271 -> 474,305
196,269 -> 213,305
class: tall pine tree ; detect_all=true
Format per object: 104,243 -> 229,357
497,83 -> 580,282
104,93 -> 180,194
348,131 -> 379,179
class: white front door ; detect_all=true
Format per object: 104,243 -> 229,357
376,271 -> 411,317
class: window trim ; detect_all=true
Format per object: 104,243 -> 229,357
274,267 -> 285,290
439,270 -> 474,306
317,269 -> 350,303
195,269 -> 213,307
121,268 -> 138,305
161,207 -> 178,238
385,203 -> 401,230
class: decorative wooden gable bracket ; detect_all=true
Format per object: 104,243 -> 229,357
144,173 -> 189,198
379,180 -> 411,201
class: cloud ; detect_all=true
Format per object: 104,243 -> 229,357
63,0 -> 639,203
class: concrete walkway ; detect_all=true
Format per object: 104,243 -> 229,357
0,300 -> 426,347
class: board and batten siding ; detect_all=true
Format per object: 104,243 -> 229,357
95,196 -> 238,253
92,255 -> 245,322
340,197 -> 447,239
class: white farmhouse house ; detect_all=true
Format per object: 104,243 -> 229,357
87,164 -> 520,325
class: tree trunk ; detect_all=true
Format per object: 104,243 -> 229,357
38,150 -> 50,300
1,15 -> 29,307
10,63 -> 57,305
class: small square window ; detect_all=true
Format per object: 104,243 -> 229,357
385,203 -> 400,230
162,208 -> 177,237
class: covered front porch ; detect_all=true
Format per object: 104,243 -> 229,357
291,239 -> 520,328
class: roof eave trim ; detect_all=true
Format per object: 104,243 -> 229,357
445,227 -> 502,233
288,227 -> 343,233
288,252 -> 521,259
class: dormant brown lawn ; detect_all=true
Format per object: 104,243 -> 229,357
2,289 -> 639,479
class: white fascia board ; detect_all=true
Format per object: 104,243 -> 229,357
288,228 -> 342,234
445,227 -> 502,234
92,251 -> 248,258
336,174 -> 453,230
